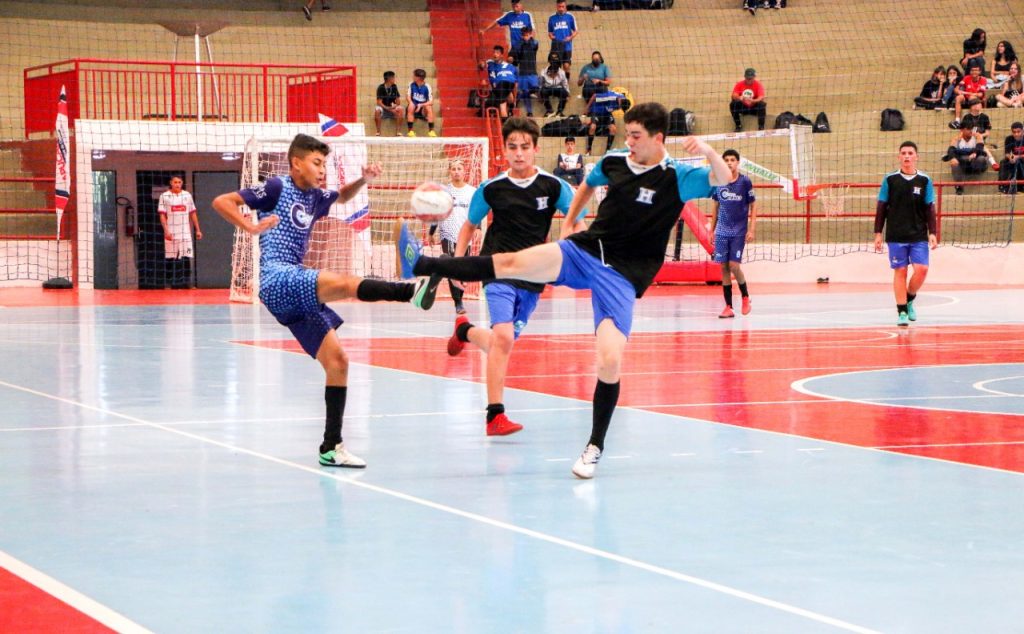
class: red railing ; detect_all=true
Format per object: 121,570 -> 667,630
23,59 -> 357,137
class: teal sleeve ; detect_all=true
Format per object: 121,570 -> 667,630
556,178 -> 574,213
467,186 -> 490,225
585,158 -> 608,187
878,176 -> 890,202
924,177 -> 935,204
675,163 -> 714,201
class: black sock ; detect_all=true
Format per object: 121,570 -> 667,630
428,122 -> 435,130
606,134 -> 614,150
414,254 -> 495,280
589,380 -> 620,451
456,321 -> 474,342
486,403 -> 505,423
723,284 -> 733,307
907,292 -> 916,303
356,279 -> 414,302
407,121 -> 413,130
897,303 -> 908,314
738,282 -> 749,298
320,386 -> 347,453
587,135 -> 594,152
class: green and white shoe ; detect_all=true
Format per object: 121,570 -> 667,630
906,299 -> 917,321
319,443 -> 366,468
411,273 -> 442,310
897,311 -> 910,327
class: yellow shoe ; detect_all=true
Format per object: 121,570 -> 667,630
406,130 -> 416,137
427,130 -> 438,137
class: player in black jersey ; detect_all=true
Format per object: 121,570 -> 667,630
398,103 -> 731,478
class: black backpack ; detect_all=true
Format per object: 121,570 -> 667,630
774,111 -> 797,129
880,108 -> 904,131
667,108 -> 695,135
813,111 -> 831,133
541,114 -> 586,137
794,113 -> 814,127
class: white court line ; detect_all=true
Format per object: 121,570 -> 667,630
0,378 -> 879,634
972,376 -> 1024,397
0,550 -> 152,634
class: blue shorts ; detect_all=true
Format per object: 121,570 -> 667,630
518,75 -> 539,94
887,242 -> 929,269
713,234 -> 746,263
555,240 -> 637,336
259,264 -> 343,358
484,281 -> 540,338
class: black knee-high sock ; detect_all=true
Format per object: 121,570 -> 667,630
414,254 -> 495,280
738,282 -> 749,298
723,284 -> 733,307
321,386 -> 347,453
606,133 -> 614,150
357,279 -> 414,302
587,135 -> 594,153
589,380 -> 620,451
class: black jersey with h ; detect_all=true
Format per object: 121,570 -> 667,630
468,170 -> 574,292
568,150 -> 713,297
877,170 -> 936,242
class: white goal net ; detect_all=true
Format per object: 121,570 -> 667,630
230,135 -> 489,303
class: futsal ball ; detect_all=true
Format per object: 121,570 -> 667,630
410,182 -> 454,223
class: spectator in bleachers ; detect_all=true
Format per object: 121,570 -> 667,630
554,136 -> 585,185
998,121 -> 1024,193
301,0 -> 329,21
949,65 -> 987,129
729,68 -> 767,132
941,66 -> 963,109
548,1 -> 579,74
578,51 -> 612,101
406,68 -> 437,137
960,98 -> 992,143
914,66 -> 947,110
584,84 -> 623,155
990,41 -> 1017,86
943,124 -> 998,194
512,27 -> 540,117
483,46 -> 519,119
374,71 -> 403,136
960,28 -> 987,76
481,0 -> 534,50
743,0 -> 781,16
539,54 -> 570,117
996,62 -> 1023,108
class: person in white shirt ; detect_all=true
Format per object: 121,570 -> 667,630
158,176 -> 202,288
429,160 -> 477,314
553,136 -> 584,185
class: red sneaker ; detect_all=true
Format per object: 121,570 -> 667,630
741,296 -> 751,315
719,306 -> 735,319
447,315 -> 469,356
486,413 -> 523,436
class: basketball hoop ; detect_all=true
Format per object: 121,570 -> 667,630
817,184 -> 849,217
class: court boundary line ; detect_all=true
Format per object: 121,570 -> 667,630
0,550 -> 152,634
0,378 -> 878,634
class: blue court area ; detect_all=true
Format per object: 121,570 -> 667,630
2,286 -> 1023,633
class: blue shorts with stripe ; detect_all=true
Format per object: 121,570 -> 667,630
555,240 -> 637,337
259,264 -> 343,358
484,281 -> 540,339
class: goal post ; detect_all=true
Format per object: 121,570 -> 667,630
230,135 -> 489,303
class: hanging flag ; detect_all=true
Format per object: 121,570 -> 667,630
54,85 -> 70,240
343,206 -> 371,233
318,113 -> 349,137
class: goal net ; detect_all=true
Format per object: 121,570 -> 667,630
230,135 -> 488,303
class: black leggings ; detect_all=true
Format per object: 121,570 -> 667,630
441,238 -> 465,305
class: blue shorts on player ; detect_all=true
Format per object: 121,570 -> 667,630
713,234 -> 746,264
887,241 -> 929,269
259,263 -> 343,358
517,74 -> 539,95
484,281 -> 540,339
555,240 -> 637,337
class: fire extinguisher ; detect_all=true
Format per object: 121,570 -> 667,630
116,196 -> 136,237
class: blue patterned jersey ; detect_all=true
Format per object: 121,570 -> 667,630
712,175 -> 755,237
238,175 -> 339,270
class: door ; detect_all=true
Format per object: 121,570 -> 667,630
136,170 -> 183,289
192,171 -> 240,289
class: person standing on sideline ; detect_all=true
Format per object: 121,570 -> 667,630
301,0 -> 329,21
480,0 -> 533,50
397,103 -> 730,477
159,175 -> 202,289
873,141 -> 937,327
213,134 -> 439,468
547,1 -> 578,74
442,117 -> 575,437
710,149 -> 756,318
429,159 -> 477,315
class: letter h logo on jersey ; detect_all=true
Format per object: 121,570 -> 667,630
536,196 -> 549,210
636,187 -> 656,204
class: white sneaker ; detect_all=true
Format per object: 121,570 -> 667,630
571,443 -> 602,479
319,443 -> 366,468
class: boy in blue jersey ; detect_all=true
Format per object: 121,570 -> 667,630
483,46 -> 519,119
213,134 -> 440,468
584,84 -> 623,155
441,117 -> 575,436
547,1 -> 578,73
481,0 -> 533,50
397,103 -> 731,478
406,68 -> 437,137
710,149 -> 757,318
873,141 -> 938,327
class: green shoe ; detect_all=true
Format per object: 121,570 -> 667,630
319,443 -> 366,468
411,273 -> 442,310
906,299 -> 917,321
897,311 -> 910,327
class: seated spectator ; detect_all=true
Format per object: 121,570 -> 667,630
584,84 -> 623,155
730,68 -> 767,132
548,1 -> 578,74
961,28 -> 987,76
949,65 -> 987,129
374,71 -> 403,136
539,54 -> 570,117
553,136 -> 585,185
960,98 -> 992,142
483,45 -> 519,119
941,66 -> 963,109
743,0 -> 781,15
914,66 -> 947,110
996,62 -> 1023,108
577,51 -> 612,101
998,121 -> 1024,193
406,68 -> 436,137
990,40 -> 1017,86
942,125 -> 998,194
511,27 -> 540,117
